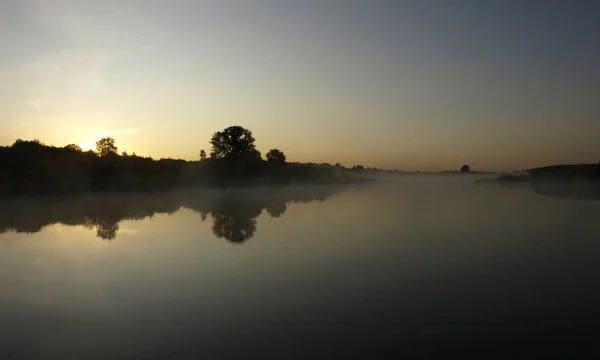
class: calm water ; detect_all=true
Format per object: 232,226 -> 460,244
1,177 -> 599,359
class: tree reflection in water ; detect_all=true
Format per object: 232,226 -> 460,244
208,195 -> 262,244
266,201 -> 287,218
212,214 -> 257,244
84,217 -> 120,240
0,186 -> 346,243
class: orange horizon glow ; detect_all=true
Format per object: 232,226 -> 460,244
2,1 -> 598,173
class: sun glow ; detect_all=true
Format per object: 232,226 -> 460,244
79,143 -> 96,152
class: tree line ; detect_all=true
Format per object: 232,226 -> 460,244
0,125 -> 365,198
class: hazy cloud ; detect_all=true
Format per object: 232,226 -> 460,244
20,0 -> 163,112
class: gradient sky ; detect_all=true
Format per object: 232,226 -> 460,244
1,0 -> 599,171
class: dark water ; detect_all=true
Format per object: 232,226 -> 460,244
1,177 -> 599,359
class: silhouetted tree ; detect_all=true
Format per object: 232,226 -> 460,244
200,149 -> 207,161
0,132 -> 357,198
460,165 -> 471,173
64,144 -> 82,152
240,148 -> 262,161
96,137 -> 118,157
266,149 -> 286,165
210,126 -> 256,159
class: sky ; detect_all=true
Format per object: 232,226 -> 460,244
1,0 -> 599,171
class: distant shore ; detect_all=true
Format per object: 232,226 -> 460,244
479,164 -> 600,184
476,164 -> 600,200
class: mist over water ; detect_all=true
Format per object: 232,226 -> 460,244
1,178 -> 599,359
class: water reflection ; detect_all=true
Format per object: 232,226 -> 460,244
84,216 -> 120,240
528,182 -> 600,200
493,181 -> 600,200
181,186 -> 340,243
0,186 -> 344,243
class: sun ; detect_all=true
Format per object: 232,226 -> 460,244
79,143 -> 96,152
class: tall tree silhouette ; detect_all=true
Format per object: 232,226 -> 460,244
96,137 -> 118,157
200,149 -> 207,161
210,126 -> 256,159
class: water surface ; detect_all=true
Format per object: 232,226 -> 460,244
1,178 -> 599,359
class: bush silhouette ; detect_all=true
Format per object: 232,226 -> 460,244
64,144 -> 82,152
266,149 -> 286,165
